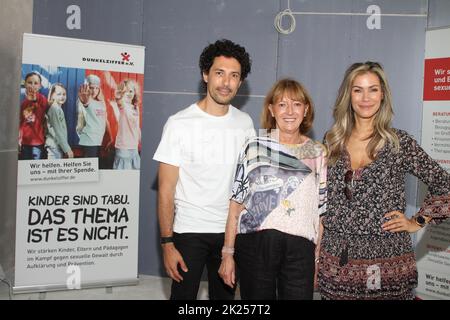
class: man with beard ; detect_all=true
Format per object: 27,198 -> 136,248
153,39 -> 254,300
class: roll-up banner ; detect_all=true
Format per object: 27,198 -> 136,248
14,33 -> 145,293
416,27 -> 450,300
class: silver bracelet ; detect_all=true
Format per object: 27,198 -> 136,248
221,246 -> 235,255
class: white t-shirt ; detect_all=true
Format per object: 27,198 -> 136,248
153,103 -> 255,233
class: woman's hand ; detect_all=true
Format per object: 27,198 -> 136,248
218,254 -> 236,288
382,211 -> 421,233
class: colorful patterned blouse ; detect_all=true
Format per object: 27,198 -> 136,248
230,135 -> 327,244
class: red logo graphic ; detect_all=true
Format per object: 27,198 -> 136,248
121,52 -> 131,62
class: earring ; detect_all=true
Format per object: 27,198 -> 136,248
304,110 -> 307,117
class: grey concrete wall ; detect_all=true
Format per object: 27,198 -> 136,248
0,0 -> 34,281
428,0 -> 450,28
0,0 -> 443,280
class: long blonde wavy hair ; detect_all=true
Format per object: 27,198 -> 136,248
326,62 -> 399,165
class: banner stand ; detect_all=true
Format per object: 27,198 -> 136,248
14,34 -> 145,294
13,278 -> 139,295
416,26 -> 450,300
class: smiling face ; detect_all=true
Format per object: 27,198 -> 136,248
351,72 -> 384,121
269,95 -> 308,135
203,56 -> 242,107
51,85 -> 67,106
122,85 -> 135,104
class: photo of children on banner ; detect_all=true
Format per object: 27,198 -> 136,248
19,71 -> 48,160
76,74 -> 113,160
45,83 -> 74,159
18,67 -> 143,168
109,79 -> 141,170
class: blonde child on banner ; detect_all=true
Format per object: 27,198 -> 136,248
45,83 -> 73,159
112,79 -> 141,170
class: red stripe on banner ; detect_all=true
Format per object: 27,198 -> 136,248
423,57 -> 450,101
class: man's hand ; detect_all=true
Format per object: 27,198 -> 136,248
162,243 -> 188,283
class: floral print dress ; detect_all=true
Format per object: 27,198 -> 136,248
318,129 -> 450,300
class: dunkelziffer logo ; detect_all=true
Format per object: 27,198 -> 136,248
121,52 -> 131,61
81,52 -> 134,66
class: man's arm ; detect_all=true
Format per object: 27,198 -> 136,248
158,162 -> 179,237
158,162 -> 187,282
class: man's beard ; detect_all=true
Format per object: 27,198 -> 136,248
208,86 -> 235,106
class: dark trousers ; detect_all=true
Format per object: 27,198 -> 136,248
82,145 -> 100,158
170,232 -> 235,300
235,229 -> 315,300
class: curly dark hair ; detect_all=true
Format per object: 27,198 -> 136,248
199,39 -> 252,81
